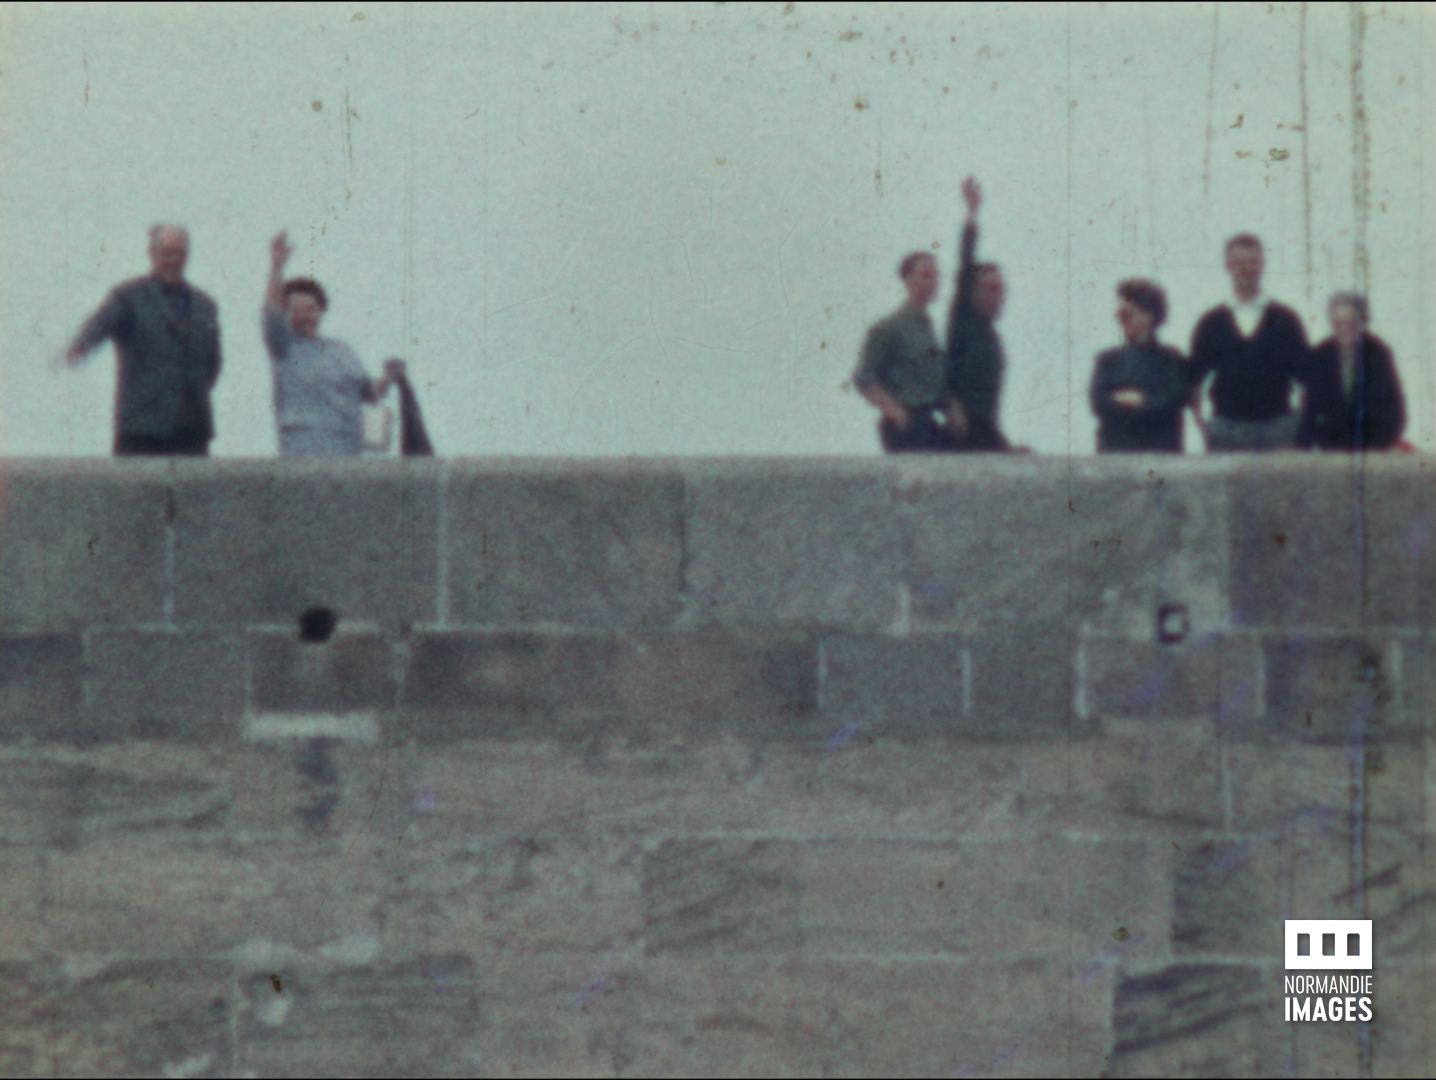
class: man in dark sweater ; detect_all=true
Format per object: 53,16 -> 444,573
65,225 -> 223,456
1188,234 -> 1310,451
944,176 -> 1010,452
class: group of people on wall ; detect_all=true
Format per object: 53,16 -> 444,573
856,176 -> 1409,456
60,201 -> 1410,460
63,225 -> 431,457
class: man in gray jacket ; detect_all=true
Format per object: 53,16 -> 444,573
66,225 -> 223,455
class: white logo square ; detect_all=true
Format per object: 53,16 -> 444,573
1284,919 -> 1372,970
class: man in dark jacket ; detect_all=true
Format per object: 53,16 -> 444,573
1188,233 -> 1309,451
944,176 -> 1010,452
65,224 -> 223,456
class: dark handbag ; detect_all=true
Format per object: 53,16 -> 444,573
393,371 -> 434,456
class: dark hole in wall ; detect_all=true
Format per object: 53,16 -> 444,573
298,607 -> 338,643
1157,603 -> 1189,644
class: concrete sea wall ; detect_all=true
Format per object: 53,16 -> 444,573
1,455 -> 1432,1077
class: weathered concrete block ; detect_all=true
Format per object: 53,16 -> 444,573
248,632 -> 396,714
1364,740 -> 1433,837
1109,964 -> 1281,1078
1292,1018 -> 1365,1080
1230,457 -> 1434,630
611,632 -> 818,736
682,462 -> 905,629
1065,463 -> 1233,637
642,839 -> 801,954
1406,634 -> 1436,738
86,632 -> 245,743
1173,821 -> 1430,964
1225,742 -> 1356,833
819,633 -> 966,737
967,617 -> 1093,739
0,854 -> 45,962
1368,961 -> 1436,1079
899,458 -> 1231,636
472,952 -> 644,1078
818,622 -> 1083,742
44,837 -> 389,955
403,630 -> 819,744
624,956 -> 1114,1078
1258,634 -> 1426,743
755,739 -> 1024,837
383,834 -> 643,957
0,745 -> 230,851
0,636 -> 84,744
1083,635 -> 1259,721
1023,721 -> 1225,831
0,461 -> 170,633
1084,637 -> 1218,720
37,759 -> 226,853
397,632 -> 616,742
407,738 -> 772,838
1288,824 -> 1434,964
896,459 -> 1067,629
238,957 -> 479,1078
445,461 -> 683,630
1172,838 -> 1283,956
800,837 -> 1168,961
224,741 -> 414,838
17,959 -> 231,1080
0,962 -> 52,1077
0,756 -> 67,849
170,460 -> 442,627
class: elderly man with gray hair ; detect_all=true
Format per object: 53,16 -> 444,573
65,224 -> 223,456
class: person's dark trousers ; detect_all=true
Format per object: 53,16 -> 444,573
948,416 -> 1010,453
114,427 -> 210,456
879,408 -> 956,453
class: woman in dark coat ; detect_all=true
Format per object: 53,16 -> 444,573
1301,292 -> 1406,452
1089,279 -> 1191,452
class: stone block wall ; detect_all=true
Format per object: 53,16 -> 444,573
1,455 -> 1431,1077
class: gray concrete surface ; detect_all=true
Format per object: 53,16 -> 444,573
0,454 -> 1431,1077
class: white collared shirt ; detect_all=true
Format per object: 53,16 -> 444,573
1228,293 -> 1268,338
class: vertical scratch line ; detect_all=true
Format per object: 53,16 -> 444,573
1299,4 -> 1314,304
1349,1 -> 1371,299
1142,85 -> 1159,273
1064,4 -> 1076,1064
404,9 -> 415,355
482,9 -> 491,372
1348,14 -> 1373,1071
1203,3 -> 1221,198
162,476 -> 176,628
436,457 -> 451,628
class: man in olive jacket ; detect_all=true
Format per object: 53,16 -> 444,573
66,225 -> 223,455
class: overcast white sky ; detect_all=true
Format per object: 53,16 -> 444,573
1,2 -> 1431,457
